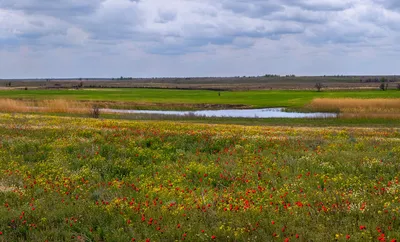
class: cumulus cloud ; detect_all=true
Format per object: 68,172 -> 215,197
0,0 -> 400,78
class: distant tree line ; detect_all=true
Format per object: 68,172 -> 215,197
112,76 -> 134,80
264,74 -> 280,78
360,77 -> 397,83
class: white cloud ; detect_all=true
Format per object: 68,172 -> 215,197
0,0 -> 400,78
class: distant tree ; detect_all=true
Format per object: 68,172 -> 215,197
380,77 -> 388,91
379,83 -> 387,91
379,83 -> 384,91
397,84 -> 400,90
315,83 -> 323,92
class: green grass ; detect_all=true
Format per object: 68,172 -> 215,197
1,89 -> 400,109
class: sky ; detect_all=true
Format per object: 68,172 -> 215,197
1,0 -> 400,78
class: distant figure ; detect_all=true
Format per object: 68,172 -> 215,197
218,92 -> 221,96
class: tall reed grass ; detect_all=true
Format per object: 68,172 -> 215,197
0,99 -> 91,114
307,98 -> 400,118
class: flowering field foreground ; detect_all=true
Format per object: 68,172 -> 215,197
0,114 -> 400,241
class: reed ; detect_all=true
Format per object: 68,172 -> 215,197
308,98 -> 400,112
0,99 -> 90,114
0,99 -> 31,112
38,99 -> 90,113
307,98 -> 400,119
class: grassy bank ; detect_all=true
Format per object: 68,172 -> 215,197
1,89 -> 400,110
2,111 -> 399,128
99,113 -> 400,127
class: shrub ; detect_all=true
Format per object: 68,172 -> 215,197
91,105 -> 100,118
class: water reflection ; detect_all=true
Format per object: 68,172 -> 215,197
103,108 -> 337,119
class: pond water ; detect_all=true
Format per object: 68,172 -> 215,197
103,108 -> 337,119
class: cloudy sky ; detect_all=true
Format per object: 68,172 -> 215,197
1,0 -> 400,78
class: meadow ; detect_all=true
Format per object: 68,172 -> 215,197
0,113 -> 400,241
1,89 -> 400,110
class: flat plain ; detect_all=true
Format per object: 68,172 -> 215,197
0,78 -> 400,241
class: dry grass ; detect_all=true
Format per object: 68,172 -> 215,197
0,99 -> 91,114
0,99 -> 31,112
339,113 -> 400,119
308,98 -> 400,119
308,98 -> 400,111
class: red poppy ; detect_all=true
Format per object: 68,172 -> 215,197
346,235 -> 350,240
211,235 -> 216,240
359,225 -> 366,230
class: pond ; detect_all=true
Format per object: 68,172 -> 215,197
103,108 -> 338,119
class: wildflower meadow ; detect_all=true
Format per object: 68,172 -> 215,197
0,113 -> 399,241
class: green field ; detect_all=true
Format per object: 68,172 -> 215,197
1,89 -> 400,109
